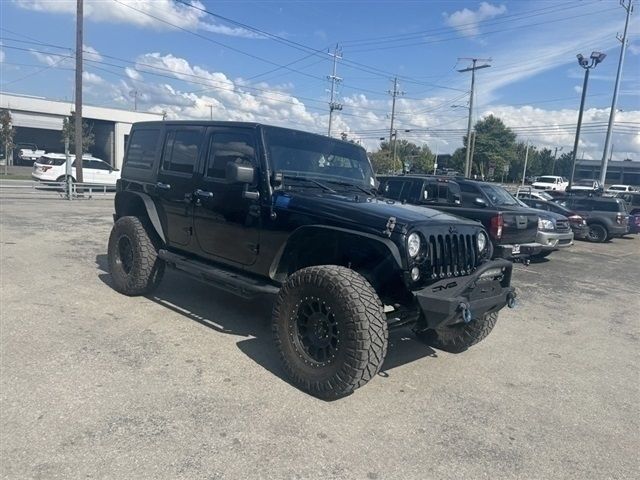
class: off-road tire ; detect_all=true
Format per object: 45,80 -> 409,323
108,216 -> 165,296
272,265 -> 388,399
587,223 -> 608,243
416,312 -> 499,354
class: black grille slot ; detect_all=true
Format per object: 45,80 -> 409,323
427,233 -> 478,278
556,220 -> 570,233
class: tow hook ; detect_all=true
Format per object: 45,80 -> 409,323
458,303 -> 472,323
507,292 -> 517,309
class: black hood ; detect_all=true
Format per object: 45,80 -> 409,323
273,190 -> 480,236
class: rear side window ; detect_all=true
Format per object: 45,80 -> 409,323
161,129 -> 203,175
126,129 -> 159,169
591,200 -> 623,213
383,180 -> 406,199
206,131 -> 256,179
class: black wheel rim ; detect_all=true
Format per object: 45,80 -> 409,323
117,235 -> 134,274
293,297 -> 340,366
589,226 -> 603,241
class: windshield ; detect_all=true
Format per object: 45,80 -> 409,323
537,176 -> 558,183
479,184 -> 520,206
536,191 -> 553,200
264,127 -> 375,189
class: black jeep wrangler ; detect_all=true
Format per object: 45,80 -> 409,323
108,121 -> 517,398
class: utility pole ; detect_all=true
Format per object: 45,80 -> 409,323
388,77 -> 404,170
469,131 -> 477,177
130,89 -> 138,111
327,44 -> 343,137
551,146 -> 563,174
207,104 -> 213,120
433,141 -> 439,175
74,0 -> 84,184
521,140 -> 530,187
458,58 -> 491,178
599,0 -> 633,186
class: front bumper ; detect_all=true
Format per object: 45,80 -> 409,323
414,259 -> 515,329
494,242 -> 542,260
537,230 -> 574,251
572,225 -> 589,239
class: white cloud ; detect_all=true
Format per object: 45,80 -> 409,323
124,67 -> 142,81
15,0 -> 260,38
443,2 -> 507,37
628,43 -> 640,55
0,48 -> 5,63
29,49 -> 73,68
83,44 -> 102,62
83,71 -> 104,84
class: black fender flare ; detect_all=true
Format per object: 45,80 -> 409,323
269,224 -> 404,280
114,191 -> 166,244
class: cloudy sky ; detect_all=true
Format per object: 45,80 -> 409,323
1,0 -> 639,160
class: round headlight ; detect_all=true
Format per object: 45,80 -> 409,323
477,231 -> 488,252
407,232 -> 421,258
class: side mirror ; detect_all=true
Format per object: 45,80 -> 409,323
473,197 -> 488,207
226,162 -> 254,184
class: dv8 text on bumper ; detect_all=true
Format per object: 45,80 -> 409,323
414,259 -> 516,329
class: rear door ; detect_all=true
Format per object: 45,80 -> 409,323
88,159 -> 117,185
192,127 -> 261,266
155,127 -> 205,248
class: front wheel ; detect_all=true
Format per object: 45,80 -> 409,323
107,216 -> 165,296
587,223 -> 608,243
272,266 -> 388,399
415,312 -> 499,353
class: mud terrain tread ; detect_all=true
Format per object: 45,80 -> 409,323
272,265 -> 388,399
417,312 -> 498,353
108,216 -> 164,296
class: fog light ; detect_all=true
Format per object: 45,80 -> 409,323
411,267 -> 420,281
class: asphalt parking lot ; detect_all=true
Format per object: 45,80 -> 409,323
1,196 -> 639,480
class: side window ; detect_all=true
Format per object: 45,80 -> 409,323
162,129 -> 203,175
383,180 -> 405,199
126,129 -> 159,170
459,183 -> 477,193
206,131 -> 256,179
91,160 -> 111,170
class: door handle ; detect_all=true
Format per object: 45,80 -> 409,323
156,182 -> 171,190
194,189 -> 214,199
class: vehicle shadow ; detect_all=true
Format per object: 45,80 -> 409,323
95,255 -> 438,393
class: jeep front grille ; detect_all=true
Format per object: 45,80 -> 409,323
426,233 -> 478,279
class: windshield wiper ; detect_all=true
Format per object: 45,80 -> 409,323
325,180 -> 376,196
283,175 -> 336,193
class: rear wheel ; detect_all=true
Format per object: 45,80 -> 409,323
108,216 -> 165,296
415,312 -> 499,353
587,223 -> 608,243
272,265 -> 388,399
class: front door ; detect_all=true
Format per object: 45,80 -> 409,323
155,127 -> 205,247
193,127 -> 261,266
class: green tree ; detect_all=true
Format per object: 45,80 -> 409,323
469,115 -> 518,180
1,109 -> 15,167
61,117 -> 95,154
369,141 -> 396,174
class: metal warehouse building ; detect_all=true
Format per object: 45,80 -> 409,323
0,92 -> 163,169
575,159 -> 640,186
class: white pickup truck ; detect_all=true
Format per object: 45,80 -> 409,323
532,175 -> 568,191
15,143 -> 46,165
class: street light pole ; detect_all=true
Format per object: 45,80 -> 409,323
568,51 -> 606,189
599,0 -> 633,185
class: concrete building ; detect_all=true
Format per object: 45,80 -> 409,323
0,92 -> 163,168
575,159 -> 640,186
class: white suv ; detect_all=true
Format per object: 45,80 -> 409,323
32,153 -> 121,186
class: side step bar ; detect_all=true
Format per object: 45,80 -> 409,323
158,249 -> 280,298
